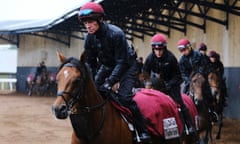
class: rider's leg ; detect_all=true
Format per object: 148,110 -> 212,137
183,81 -> 190,95
168,86 -> 196,135
117,62 -> 151,143
119,96 -> 151,142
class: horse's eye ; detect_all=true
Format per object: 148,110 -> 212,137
72,78 -> 81,84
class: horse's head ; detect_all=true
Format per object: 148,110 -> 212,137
189,72 -> 206,106
208,72 -> 221,103
52,52 -> 91,119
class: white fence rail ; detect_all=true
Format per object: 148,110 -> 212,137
0,78 -> 17,91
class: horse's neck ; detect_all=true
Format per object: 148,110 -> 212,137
84,79 -> 103,105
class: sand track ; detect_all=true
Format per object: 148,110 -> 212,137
0,93 -> 239,144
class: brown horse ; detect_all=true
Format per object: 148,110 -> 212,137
52,52 -> 198,144
208,71 -> 225,139
189,72 -> 213,144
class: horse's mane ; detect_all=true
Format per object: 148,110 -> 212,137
57,57 -> 93,94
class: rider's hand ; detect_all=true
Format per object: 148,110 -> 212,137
103,81 -> 112,91
99,78 -> 114,93
164,81 -> 171,91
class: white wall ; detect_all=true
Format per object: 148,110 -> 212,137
0,45 -> 17,73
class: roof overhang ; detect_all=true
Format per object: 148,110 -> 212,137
0,0 -> 100,34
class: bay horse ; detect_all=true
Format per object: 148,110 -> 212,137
189,72 -> 213,144
52,52 -> 198,144
26,71 -> 55,96
208,71 -> 225,139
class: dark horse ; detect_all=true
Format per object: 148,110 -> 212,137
26,72 -> 56,96
52,52 -> 198,144
189,72 -> 213,144
208,71 -> 226,139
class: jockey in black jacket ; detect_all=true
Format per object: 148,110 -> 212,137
178,39 -> 211,95
33,61 -> 47,83
78,2 -> 151,142
143,34 -> 196,135
208,50 -> 228,107
178,39 -> 216,120
198,42 -> 212,65
208,50 -> 224,77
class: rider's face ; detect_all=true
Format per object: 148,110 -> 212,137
152,44 -> 165,58
153,48 -> 164,58
83,19 -> 100,34
210,57 -> 216,63
180,48 -> 190,56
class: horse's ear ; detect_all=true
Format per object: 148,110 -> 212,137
80,51 -> 86,63
57,51 -> 66,63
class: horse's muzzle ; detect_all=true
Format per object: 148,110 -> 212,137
52,105 -> 68,119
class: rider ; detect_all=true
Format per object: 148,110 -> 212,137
33,61 -> 47,83
208,50 -> 228,107
177,39 -> 211,95
208,50 -> 224,77
178,38 -> 215,120
143,34 -> 196,135
198,42 -> 211,61
78,2 -> 151,142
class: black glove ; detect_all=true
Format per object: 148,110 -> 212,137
103,81 -> 112,91
99,78 -> 113,93
164,81 -> 171,91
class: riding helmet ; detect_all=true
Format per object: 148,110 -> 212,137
198,43 -> 207,51
78,2 -> 104,21
151,34 -> 167,46
177,38 -> 191,51
208,50 -> 220,59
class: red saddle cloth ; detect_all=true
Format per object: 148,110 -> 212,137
111,88 -> 198,137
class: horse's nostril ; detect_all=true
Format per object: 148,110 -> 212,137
59,105 -> 67,111
52,104 -> 68,119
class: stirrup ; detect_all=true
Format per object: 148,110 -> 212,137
184,124 -> 196,136
134,130 -> 152,143
211,111 -> 219,123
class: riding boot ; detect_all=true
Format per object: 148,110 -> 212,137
121,97 -> 151,143
181,108 -> 196,135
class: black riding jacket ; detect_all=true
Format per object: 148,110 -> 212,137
179,50 -> 210,83
210,60 -> 224,78
84,22 -> 135,85
36,65 -> 47,75
143,50 -> 183,87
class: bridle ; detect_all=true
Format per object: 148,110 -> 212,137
189,72 -> 206,107
56,57 -> 108,114
56,57 -> 108,140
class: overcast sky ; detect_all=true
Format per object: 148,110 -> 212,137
0,0 -> 90,21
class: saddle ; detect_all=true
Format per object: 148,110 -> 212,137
111,88 -> 198,139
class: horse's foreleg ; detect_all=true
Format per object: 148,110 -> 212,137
209,125 -> 213,144
216,114 -> 223,139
